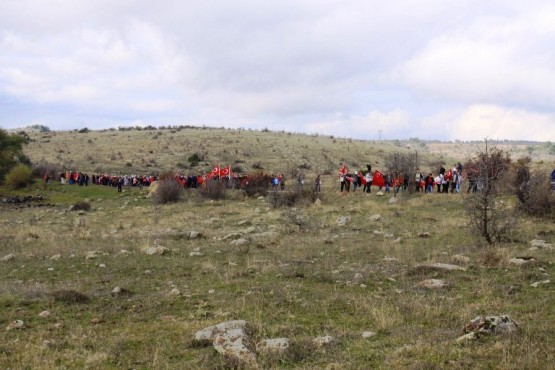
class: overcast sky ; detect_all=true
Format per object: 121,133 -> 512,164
1,1 -> 554,141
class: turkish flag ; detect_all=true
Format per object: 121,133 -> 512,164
220,165 -> 230,177
339,164 -> 348,176
358,173 -> 366,185
372,170 -> 385,187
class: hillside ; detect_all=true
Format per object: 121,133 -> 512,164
22,127 -> 459,176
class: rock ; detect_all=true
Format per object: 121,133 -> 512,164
451,255 -> 471,264
230,238 -> 249,246
118,249 -> 131,255
256,338 -> 290,354
144,245 -> 170,255
39,310 -> 51,318
189,251 -> 205,257
529,240 -> 553,250
463,315 -> 518,338
336,216 -> 351,226
6,320 -> 25,331
530,279 -> 550,288
257,196 -> 265,200
414,262 -> 467,272
237,220 -> 252,226
418,232 -> 431,238
376,191 -> 384,196
193,320 -> 248,344
314,198 -> 322,207
313,335 -> 336,348
91,317 -> 104,324
213,328 -> 258,368
369,214 -> 382,222
389,197 -> 398,204
111,287 -> 133,297
194,320 -> 257,368
223,232 -> 243,241
383,257 -> 398,262
353,273 -> 364,283
509,257 -> 535,266
85,251 -> 101,260
98,263 -> 106,268
362,331 -> 376,338
170,288 -> 181,295
417,279 -> 447,289
1,254 -> 16,262
189,231 -> 203,239
456,332 -> 477,343
243,226 -> 257,234
50,254 -> 61,261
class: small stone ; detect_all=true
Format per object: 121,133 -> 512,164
456,332 -> 477,342
39,310 -> 51,318
418,232 -> 431,238
530,280 -> 550,288
313,335 -> 336,348
85,251 -> 101,260
47,267 -> 54,271
530,240 -> 553,250
50,254 -> 61,261
336,216 -> 351,226
369,214 -> 382,222
144,245 -> 169,255
376,191 -> 384,196
1,254 -> 16,262
91,317 -> 104,324
6,320 -> 25,331
189,231 -> 202,239
256,338 -> 290,353
509,257 -> 535,266
230,238 -> 248,246
418,279 -> 447,289
353,273 -> 363,282
451,255 -> 471,264
99,263 -> 106,268
190,251 -> 205,257
362,331 -> 376,338
170,288 -> 181,295
389,197 -> 398,204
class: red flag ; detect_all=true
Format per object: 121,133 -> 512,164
358,173 -> 367,185
220,165 -> 230,177
372,170 -> 385,187
339,164 -> 348,176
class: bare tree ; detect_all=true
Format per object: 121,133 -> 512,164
384,151 -> 419,191
464,142 -> 513,244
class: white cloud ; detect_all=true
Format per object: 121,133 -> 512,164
443,104 -> 555,141
0,0 -> 554,141
397,4 -> 555,108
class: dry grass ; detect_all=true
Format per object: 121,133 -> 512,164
1,130 -> 554,369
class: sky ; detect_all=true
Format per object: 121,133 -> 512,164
1,0 -> 554,141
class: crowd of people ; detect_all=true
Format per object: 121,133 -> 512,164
338,163 -> 466,195
50,160 -> 551,196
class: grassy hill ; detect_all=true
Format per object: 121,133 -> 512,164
0,127 -> 554,369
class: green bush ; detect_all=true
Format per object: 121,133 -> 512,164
5,164 -> 33,189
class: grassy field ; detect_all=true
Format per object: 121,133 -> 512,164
1,128 -> 554,369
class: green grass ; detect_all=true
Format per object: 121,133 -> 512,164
1,130 -> 554,369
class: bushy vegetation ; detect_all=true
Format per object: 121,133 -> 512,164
199,179 -> 227,200
513,157 -> 554,217
155,176 -> 182,204
242,173 -> 271,197
464,145 -> 514,244
5,164 -> 33,189
0,129 -> 31,183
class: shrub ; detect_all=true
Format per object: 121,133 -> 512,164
242,173 -> 271,197
72,201 -> 91,212
268,187 -> 322,208
51,289 -> 90,304
464,144 -> 513,244
155,177 -> 182,204
187,153 -> 204,167
5,164 -> 33,189
252,161 -> 264,170
199,180 -> 227,200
